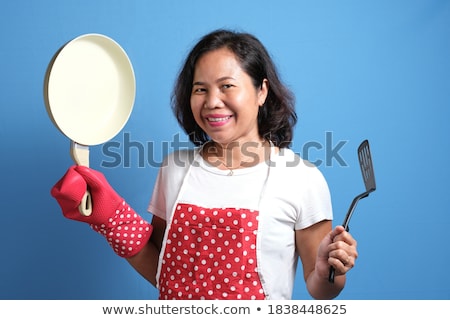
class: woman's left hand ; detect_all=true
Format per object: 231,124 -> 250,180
316,225 -> 358,278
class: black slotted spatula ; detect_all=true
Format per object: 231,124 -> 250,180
328,139 -> 376,283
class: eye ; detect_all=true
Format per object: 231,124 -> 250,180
222,84 -> 234,90
192,87 -> 206,94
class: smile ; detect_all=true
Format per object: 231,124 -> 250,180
207,116 -> 232,122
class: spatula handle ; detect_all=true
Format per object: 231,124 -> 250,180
70,141 -> 93,216
328,266 -> 336,283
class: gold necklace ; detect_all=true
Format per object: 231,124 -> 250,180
216,159 -> 239,176
206,140 -> 268,176
209,147 -> 240,176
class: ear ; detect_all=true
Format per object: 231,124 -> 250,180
258,79 -> 269,106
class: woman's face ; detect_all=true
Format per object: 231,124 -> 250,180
190,48 -> 268,146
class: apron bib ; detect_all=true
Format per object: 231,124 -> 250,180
158,203 -> 265,300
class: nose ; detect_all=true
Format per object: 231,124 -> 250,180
204,90 -> 223,109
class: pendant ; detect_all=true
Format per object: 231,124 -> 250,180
227,170 -> 234,176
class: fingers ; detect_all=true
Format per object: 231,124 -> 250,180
51,166 -> 91,221
74,165 -> 107,190
328,246 -> 356,270
328,226 -> 358,274
51,166 -> 87,205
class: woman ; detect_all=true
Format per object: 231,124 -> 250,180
51,29 -> 357,300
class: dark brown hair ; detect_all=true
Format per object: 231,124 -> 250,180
171,29 -> 297,148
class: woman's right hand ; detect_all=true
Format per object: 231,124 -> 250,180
50,165 -> 153,258
51,165 -> 122,225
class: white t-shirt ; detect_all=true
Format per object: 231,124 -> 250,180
148,146 -> 332,299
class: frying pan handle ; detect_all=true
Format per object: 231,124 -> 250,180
79,191 -> 92,216
70,142 -> 93,216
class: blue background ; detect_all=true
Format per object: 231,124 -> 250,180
1,0 -> 449,300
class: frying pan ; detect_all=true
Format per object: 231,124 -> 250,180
44,33 -> 136,216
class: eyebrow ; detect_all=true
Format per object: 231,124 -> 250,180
193,76 -> 236,86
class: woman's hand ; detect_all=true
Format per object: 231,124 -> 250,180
316,226 -> 358,278
51,165 -> 152,258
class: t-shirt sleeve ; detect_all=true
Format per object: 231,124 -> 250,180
294,160 -> 333,230
147,165 -> 167,220
147,149 -> 195,221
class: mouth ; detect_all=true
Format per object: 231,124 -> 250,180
206,116 -> 232,122
205,115 -> 233,127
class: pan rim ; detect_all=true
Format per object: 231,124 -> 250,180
44,33 -> 136,146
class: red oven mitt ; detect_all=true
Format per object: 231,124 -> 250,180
51,165 -> 152,258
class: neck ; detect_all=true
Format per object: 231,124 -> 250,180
203,139 -> 271,172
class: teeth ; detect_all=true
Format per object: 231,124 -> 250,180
208,116 -> 230,122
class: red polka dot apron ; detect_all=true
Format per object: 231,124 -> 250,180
158,203 -> 265,300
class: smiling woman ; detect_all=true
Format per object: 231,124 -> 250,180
50,28 -> 359,300
172,30 -> 297,148
1,0 -> 449,303
190,48 -> 268,150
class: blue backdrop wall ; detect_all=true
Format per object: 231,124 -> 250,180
1,0 -> 449,299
